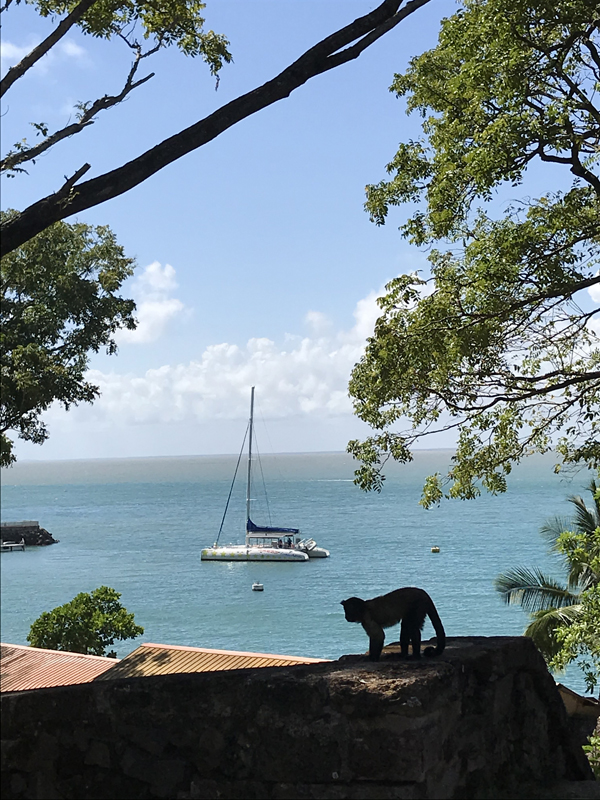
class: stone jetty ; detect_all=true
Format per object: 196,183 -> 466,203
0,521 -> 58,546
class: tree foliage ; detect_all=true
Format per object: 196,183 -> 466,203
27,585 -> 144,657
1,213 -> 136,466
0,0 -> 432,255
348,0 -> 600,506
1,0 -> 231,97
551,582 -> 600,694
549,479 -> 600,693
495,478 -> 600,692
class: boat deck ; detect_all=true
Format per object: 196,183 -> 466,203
1,542 -> 26,552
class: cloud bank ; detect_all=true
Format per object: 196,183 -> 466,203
86,287 -> 381,426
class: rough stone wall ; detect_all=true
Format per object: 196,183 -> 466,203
0,523 -> 58,546
0,637 -> 595,800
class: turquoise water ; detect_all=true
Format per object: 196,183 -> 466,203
0,450 -> 594,693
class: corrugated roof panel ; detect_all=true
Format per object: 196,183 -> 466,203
1,643 -> 118,692
95,642 -> 329,680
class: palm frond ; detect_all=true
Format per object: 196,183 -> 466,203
586,478 -> 600,520
567,560 -> 599,592
494,567 -> 578,612
567,487 -> 600,535
539,516 -> 573,550
524,605 -> 582,661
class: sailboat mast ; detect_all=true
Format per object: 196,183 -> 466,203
246,386 -> 255,527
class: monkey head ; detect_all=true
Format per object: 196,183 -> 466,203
340,596 -> 366,623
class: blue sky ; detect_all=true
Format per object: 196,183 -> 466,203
3,1 -> 597,461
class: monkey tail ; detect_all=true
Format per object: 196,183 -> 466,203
423,600 -> 446,657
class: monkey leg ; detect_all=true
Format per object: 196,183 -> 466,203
362,617 -> 385,661
399,620 -> 411,658
401,616 -> 422,659
410,624 -> 422,659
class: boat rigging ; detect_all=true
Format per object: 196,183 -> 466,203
201,387 -> 330,562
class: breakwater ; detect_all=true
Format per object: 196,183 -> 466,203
0,522 -> 58,547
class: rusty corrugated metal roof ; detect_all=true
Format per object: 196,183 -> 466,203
95,642 -> 329,680
0,643 -> 119,693
557,683 -> 600,717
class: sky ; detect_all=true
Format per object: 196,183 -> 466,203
2,0 -> 598,461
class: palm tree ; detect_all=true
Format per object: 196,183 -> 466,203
495,479 -> 600,661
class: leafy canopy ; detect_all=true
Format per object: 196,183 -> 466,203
27,585 -> 144,657
2,0 -> 231,178
348,0 -> 600,506
1,213 -> 136,466
31,0 -> 230,64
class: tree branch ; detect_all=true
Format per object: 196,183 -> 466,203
460,273 -> 600,325
583,31 -> 600,74
1,42 -> 157,174
451,372 -> 600,412
0,0 -> 432,256
58,163 -> 92,196
0,0 -> 98,97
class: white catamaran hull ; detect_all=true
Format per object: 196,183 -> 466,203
296,538 -> 329,558
303,547 -> 329,558
201,545 -> 308,562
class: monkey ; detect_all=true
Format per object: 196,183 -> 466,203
340,587 -> 446,662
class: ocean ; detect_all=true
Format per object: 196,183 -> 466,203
0,450 -> 594,693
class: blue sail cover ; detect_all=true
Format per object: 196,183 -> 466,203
247,518 -> 299,535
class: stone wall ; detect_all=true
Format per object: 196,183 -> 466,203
0,522 -> 58,546
0,637 -> 595,799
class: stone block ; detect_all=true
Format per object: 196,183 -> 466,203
85,741 -> 111,770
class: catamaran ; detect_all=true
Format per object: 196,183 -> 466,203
201,387 -> 330,562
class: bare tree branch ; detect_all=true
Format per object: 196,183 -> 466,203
1,42 -> 158,174
58,163 -> 92,196
0,0 -> 432,257
0,0 -> 98,97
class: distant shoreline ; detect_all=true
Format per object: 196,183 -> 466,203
1,447 -> 458,467
1,450 -> 574,490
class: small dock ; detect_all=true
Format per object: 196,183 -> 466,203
1,540 -> 26,553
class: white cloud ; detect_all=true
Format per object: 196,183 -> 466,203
351,290 -> 381,341
117,261 -> 187,345
589,273 -> 600,303
71,288 -> 383,427
1,41 -> 33,65
304,310 -> 332,335
59,40 -> 86,59
588,316 -> 600,339
0,37 -> 86,75
136,261 -> 179,297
